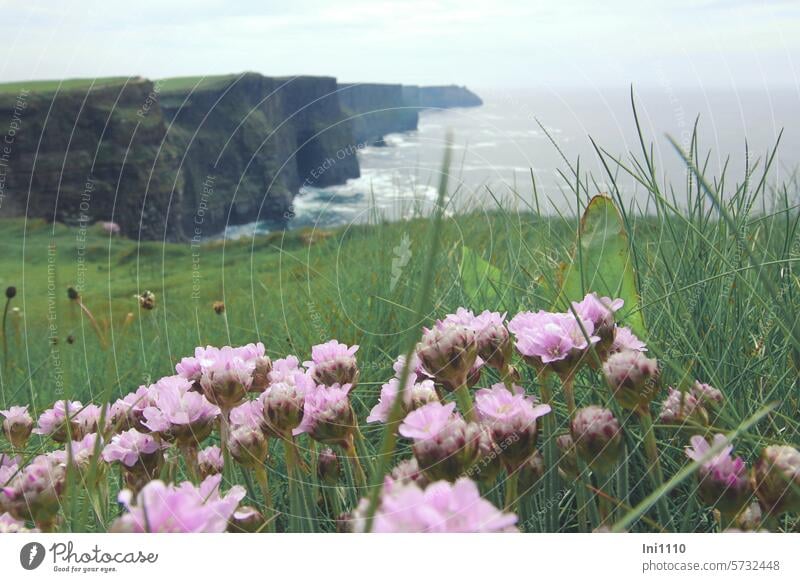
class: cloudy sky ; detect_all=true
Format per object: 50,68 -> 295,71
1,0 -> 798,89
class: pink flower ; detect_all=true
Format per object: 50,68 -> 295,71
1,452 -> 66,524
176,346 -> 219,383
229,399 -> 265,431
110,385 -> 155,431
75,403 -> 110,435
686,434 -> 750,514
691,381 -> 724,407
686,434 -> 747,488
198,445 -> 224,479
611,326 -> 647,353
293,383 -> 355,445
199,346 -> 256,407
392,352 -> 432,382
65,433 -> 102,469
474,384 -> 551,469
399,401 -> 458,441
143,375 -> 220,444
658,388 -> 708,425
1,405 -> 33,447
351,477 -> 517,532
416,324 -> 478,391
268,355 -> 306,385
260,376 -> 313,434
304,340 -> 360,387
571,293 -> 623,331
112,475 -> 245,533
367,378 -> 438,424
0,511 -> 38,533
514,312 -> 599,366
103,429 -> 163,468
34,400 -> 84,442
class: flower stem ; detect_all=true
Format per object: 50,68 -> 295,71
253,464 -> 275,532
454,382 -> 475,422
2,296 -> 11,372
561,375 -> 577,417
343,433 -> 367,489
219,410 -> 233,483
504,468 -> 520,511
540,376 -> 560,532
637,408 -> 671,529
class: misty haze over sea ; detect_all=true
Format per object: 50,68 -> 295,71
229,86 -> 799,236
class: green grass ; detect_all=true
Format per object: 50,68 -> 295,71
0,110 -> 798,533
0,77 -> 132,96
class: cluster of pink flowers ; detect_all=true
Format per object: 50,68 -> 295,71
2,294 -> 796,534
111,475 -> 245,533
351,477 -> 517,532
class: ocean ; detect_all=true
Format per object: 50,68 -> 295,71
225,86 -> 799,237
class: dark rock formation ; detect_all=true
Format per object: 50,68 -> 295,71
0,74 -> 480,239
403,85 -> 483,109
337,83 -> 418,146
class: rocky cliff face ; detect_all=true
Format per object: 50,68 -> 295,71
0,78 -> 181,240
0,74 -> 480,239
337,83 -> 418,146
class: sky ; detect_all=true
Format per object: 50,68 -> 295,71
1,0 -> 798,90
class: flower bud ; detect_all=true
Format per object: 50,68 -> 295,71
389,458 -> 429,488
570,406 -> 623,474
305,340 -> 360,387
411,417 -> 480,482
474,316 -> 513,371
602,350 -> 660,410
752,444 -> 800,515
469,424 -> 504,483
416,325 -> 478,392
692,382 -> 725,410
228,425 -> 268,468
250,355 -> 273,393
198,445 -> 224,480
262,381 -> 306,435
658,388 -> 708,428
228,506 -> 265,533
686,434 -> 750,516
137,290 -> 156,310
294,384 -> 355,447
1,405 -> 33,448
5,286 -> 16,299
317,447 -> 341,486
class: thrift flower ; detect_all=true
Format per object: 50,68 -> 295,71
199,346 -> 256,409
102,428 -> 163,470
293,383 -> 356,447
1,405 -> 33,448
510,311 -> 599,375
685,434 -> 750,515
367,377 -> 438,424
110,385 -> 155,432
752,444 -> 800,515
416,324 -> 478,392
261,376 -> 314,435
691,381 -> 724,408
610,326 -> 647,354
399,402 -> 479,481
34,400 -> 84,442
1,452 -> 66,528
111,475 -> 245,533
570,406 -> 623,473
143,375 -> 220,445
474,383 -> 551,470
304,340 -> 360,387
602,350 -> 660,410
350,477 -> 517,532
198,445 -> 224,479
658,388 -> 708,427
